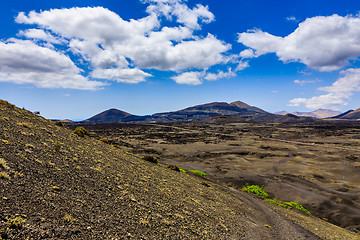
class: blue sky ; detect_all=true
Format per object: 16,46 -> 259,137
1,0 -> 360,120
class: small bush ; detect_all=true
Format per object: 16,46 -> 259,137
167,164 -> 180,172
0,172 -> 10,180
72,127 -> 90,137
264,199 -> 289,208
285,202 -> 310,214
99,138 -> 109,144
179,167 -> 187,173
8,216 -> 26,229
242,184 -> 269,198
189,170 -> 206,177
264,199 -> 310,214
0,158 -> 7,169
64,214 -> 75,223
51,186 -> 61,191
141,155 -> 158,164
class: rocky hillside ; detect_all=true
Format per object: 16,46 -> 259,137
331,108 -> 360,120
0,100 -> 358,239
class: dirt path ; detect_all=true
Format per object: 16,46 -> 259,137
228,187 -> 321,240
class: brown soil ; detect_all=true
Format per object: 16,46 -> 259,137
75,121 -> 360,235
0,100 -> 359,239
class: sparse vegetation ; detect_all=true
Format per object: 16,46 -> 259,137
99,138 -> 109,144
0,172 -> 10,180
264,199 -> 289,208
72,127 -> 90,137
0,158 -> 7,168
242,184 -> 269,198
7,216 -> 26,229
179,167 -> 187,173
64,214 -> 75,223
141,155 -> 159,164
285,202 -> 310,214
167,164 -> 180,171
189,170 -> 206,177
1,100 -> 359,239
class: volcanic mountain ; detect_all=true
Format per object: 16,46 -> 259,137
84,108 -> 133,123
84,101 -> 318,123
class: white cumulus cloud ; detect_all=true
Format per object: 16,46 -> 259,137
0,39 -> 104,90
238,14 -> 360,71
289,68 -> 360,110
171,71 -> 204,85
10,3 -> 236,88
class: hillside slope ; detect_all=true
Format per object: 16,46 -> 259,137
332,108 -> 360,120
0,100 -> 358,239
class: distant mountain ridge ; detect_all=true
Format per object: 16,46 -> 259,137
275,109 -> 341,119
331,108 -> 360,120
83,100 -> 318,123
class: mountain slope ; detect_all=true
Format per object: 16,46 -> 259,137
0,100 -> 358,239
152,101 -> 274,122
332,108 -> 360,120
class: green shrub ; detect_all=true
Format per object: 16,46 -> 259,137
242,184 -> 269,198
167,164 -> 180,172
179,167 -> 187,173
285,202 -> 310,214
72,127 -> 90,137
141,155 -> 159,164
264,199 -> 310,214
189,170 -> 206,177
8,216 -> 26,229
264,199 -> 289,208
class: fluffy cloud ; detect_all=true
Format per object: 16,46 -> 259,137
173,61 -> 248,84
204,61 -> 249,81
18,29 -> 64,44
10,3 -> 235,88
289,68 -> 360,110
238,14 -> 360,71
143,0 -> 215,29
171,71 -> 203,85
288,93 -> 351,110
0,40 -> 104,90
